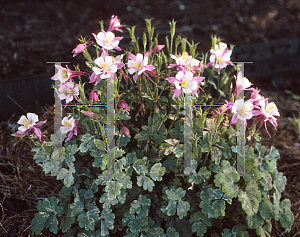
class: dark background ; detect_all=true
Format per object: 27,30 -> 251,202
1,0 -> 300,121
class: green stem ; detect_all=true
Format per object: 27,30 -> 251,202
163,109 -> 179,140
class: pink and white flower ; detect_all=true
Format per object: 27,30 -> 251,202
51,65 -> 85,84
58,82 -> 79,105
119,100 -> 130,114
166,71 -> 204,98
92,56 -> 118,81
14,113 -> 46,141
253,99 -> 280,137
168,52 -> 204,73
248,88 -> 264,106
61,116 -> 79,142
107,15 -> 125,32
92,31 -> 122,51
233,72 -> 253,98
230,99 -> 256,127
206,42 -> 233,74
72,40 -> 93,57
128,53 -> 155,82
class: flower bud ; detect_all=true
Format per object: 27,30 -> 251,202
169,19 -> 176,38
89,90 -> 99,103
121,124 -> 130,137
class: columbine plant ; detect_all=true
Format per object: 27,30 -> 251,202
13,16 -> 294,237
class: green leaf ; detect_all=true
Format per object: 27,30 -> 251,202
60,211 -> 75,233
258,199 -> 273,220
105,180 -> 122,200
214,160 -> 240,198
133,158 -> 148,175
221,228 -> 235,237
279,199 -> 294,233
77,206 -> 100,231
211,147 -> 222,165
166,187 -> 186,201
117,110 -> 131,120
92,153 -> 106,168
142,95 -> 154,101
135,131 -> 149,141
195,167 -> 211,184
273,171 -> 287,193
70,200 -> 84,218
31,212 -> 49,235
79,134 -> 95,153
211,199 -> 226,218
44,214 -> 59,234
94,139 -> 106,151
137,175 -> 155,191
246,212 -> 264,229
255,143 -> 266,158
264,146 -> 280,160
166,227 -> 180,237
115,172 -> 132,189
177,200 -> 190,219
159,96 -> 168,103
126,152 -> 137,165
150,163 -> 166,181
189,211 -> 211,237
259,170 -> 273,191
199,186 -> 225,219
238,181 -> 261,216
100,208 -> 115,236
145,227 -> 166,236
164,200 -> 177,216
37,196 -> 63,215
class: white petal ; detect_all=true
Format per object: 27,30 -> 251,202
185,71 -> 193,79
97,32 -> 105,41
128,68 -> 137,74
94,57 -> 104,67
93,67 -> 102,75
27,113 -> 38,124
175,71 -> 184,80
18,115 -> 27,125
174,81 -> 181,90
219,42 -> 227,50
106,31 -> 115,39
105,56 -> 113,67
191,81 -> 198,90
136,54 -> 144,64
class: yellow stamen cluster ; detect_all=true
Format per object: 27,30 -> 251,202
182,81 -> 186,88
63,70 -> 69,79
22,118 -> 31,127
64,121 -> 72,127
102,63 -> 108,70
217,57 -> 224,63
105,36 -> 113,43
182,52 -> 189,60
182,78 -> 191,88
266,104 -> 275,113
239,106 -> 246,115
63,89 -> 76,94
132,61 -> 142,69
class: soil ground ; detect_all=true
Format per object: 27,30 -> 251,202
0,0 -> 300,236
